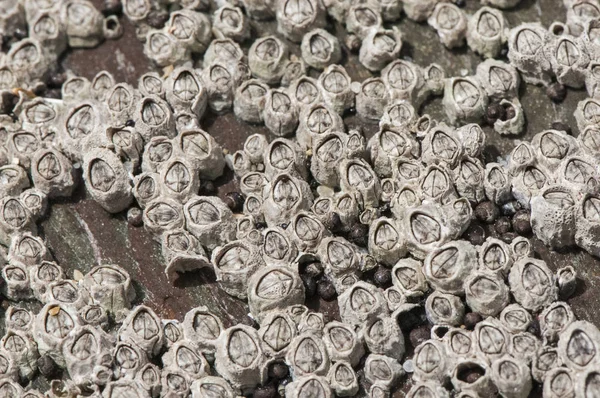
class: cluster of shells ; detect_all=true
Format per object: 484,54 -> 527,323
1,0 -> 600,397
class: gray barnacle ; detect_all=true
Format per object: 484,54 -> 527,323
363,354 -> 404,391
5,129 -> 41,170
362,315 -> 405,360
161,228 -> 211,282
402,204 -> 452,259
144,29 -> 189,67
530,185 -> 576,249
162,339 -> 209,381
183,195 -> 236,251
264,138 -> 307,180
368,125 -> 419,177
423,240 -> 477,295
317,236 -> 363,282
2,262 -> 32,300
248,36 -> 290,85
31,147 -> 77,199
380,101 -> 417,130
287,211 -> 330,253
425,291 -> 465,326
511,164 -> 553,209
508,257 -> 558,311
135,363 -> 162,397
558,323 -> 600,371
310,132 -> 348,186
473,318 -> 510,362
494,99 -> 525,136
540,301 -> 575,345
8,232 -> 49,267
212,6 -> 250,42
575,97 -> 600,133
138,72 -> 165,98
7,38 -> 52,84
5,306 -> 34,334
190,376 -> 237,398
391,258 -> 428,298
257,311 -> 297,357
79,304 -> 109,331
574,192 -> 600,257
214,325 -> 266,391
452,157 -> 486,203
182,306 -> 223,354
367,217 -> 407,266
247,265 -> 304,323
243,194 -> 265,224
0,348 -> 18,384
33,303 -> 82,367
508,331 -> 539,364
420,123 -> 463,169
62,75 -> 92,101
262,173 -> 313,227
288,76 -> 322,111
428,3 -> 468,49
327,361 -> 358,397
161,366 -> 192,397
443,77 -> 489,124
284,375 -> 333,398
164,67 -> 207,118
380,178 -> 397,203
586,62 -> 600,99
286,332 -> 331,378
276,0 -> 326,43
531,346 -> 561,383
261,227 -> 299,267
475,59 -> 521,100
201,61 -> 248,114
490,356 -> 532,398
450,360 -> 495,396
543,366 -> 575,398
456,124 -> 486,158
211,239 -> 266,299
549,35 -> 590,88
158,157 -> 200,203
102,380 -> 151,398
359,28 -> 403,72
338,281 -> 388,326
1,329 -> 39,382
478,237 -> 514,276
0,379 -> 24,397
119,305 -> 165,358
29,261 -> 64,301
322,321 -> 365,367
132,173 -> 161,209
20,188 -> 48,220
204,38 -> 245,66
345,4 -> 382,39
0,164 -> 30,197
356,78 -> 390,120
318,65 -> 355,114
339,158 -> 381,208
91,71 -> 116,102
443,327 -> 475,359
511,236 -> 533,260
233,80 -> 269,124
141,136 -> 174,174
412,338 -> 449,382
406,382 -> 450,398
296,103 -> 344,150
264,89 -> 299,137
301,29 -> 341,71
176,129 -> 225,180
466,7 -> 509,58
62,325 -> 114,387
382,60 -> 428,107
531,129 -> 580,171
82,148 -> 132,214
42,279 -> 91,310
142,197 -> 185,235
499,304 -> 532,334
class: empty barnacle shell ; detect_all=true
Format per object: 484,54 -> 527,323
508,257 -> 558,311
475,59 -> 521,100
367,217 -> 407,266
276,0 -> 326,42
362,315 -> 405,360
132,172 -> 161,209
296,103 -> 344,149
159,158 -> 200,203
451,360 -> 495,396
247,266 -> 305,323
543,366 -> 575,398
144,29 -> 189,66
356,78 -> 390,120
425,291 -> 465,326
338,281 -> 388,325
369,126 -> 419,177
161,229 -> 211,281
550,35 -> 590,88
212,6 -> 250,42
490,356 -> 532,398
211,239 -> 265,299
530,185 -> 576,249
317,65 -> 354,115
119,305 -> 165,357
2,262 -> 32,300
248,36 -> 289,85
494,100 -> 525,136
162,340 -> 210,381
301,29 -> 341,71
327,361 -> 358,397
557,265 -> 577,299
233,80 -> 269,124
321,321 -> 364,367
412,339 -> 449,383
262,173 -> 313,227
0,164 -> 30,197
62,325 -> 114,387
406,382 -> 450,398
264,89 -> 299,137
164,67 -> 207,118
508,331 -> 539,364
478,238 -> 514,276
33,303 -> 82,367
1,328 -> 39,382
391,258 -> 428,298
285,375 -> 333,398
214,325 -> 266,390
423,240 -> 477,295
428,3 -> 468,48
339,158 -> 380,208
531,346 -> 561,383
359,28 -> 403,72
466,7 -> 509,58
8,232 -> 49,267
82,148 -> 132,214
473,319 -> 510,362
443,77 -> 489,124
264,138 -> 307,180
257,311 -> 297,357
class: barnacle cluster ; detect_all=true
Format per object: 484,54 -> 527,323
1,0 -> 600,397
